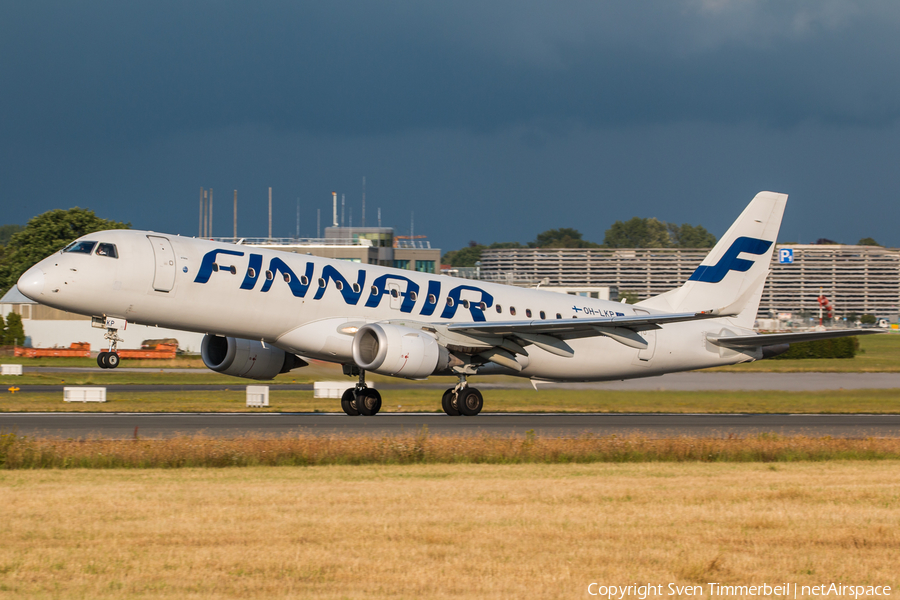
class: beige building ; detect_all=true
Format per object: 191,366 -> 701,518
477,245 -> 900,320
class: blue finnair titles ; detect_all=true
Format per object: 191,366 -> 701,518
193,248 -> 496,321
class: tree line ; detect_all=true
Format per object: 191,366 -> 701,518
442,218 -> 718,267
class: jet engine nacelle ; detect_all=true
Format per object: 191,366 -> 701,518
201,334 -> 306,380
351,323 -> 450,378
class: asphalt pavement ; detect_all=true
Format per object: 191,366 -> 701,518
2,412 -> 899,438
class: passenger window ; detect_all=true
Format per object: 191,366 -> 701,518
318,278 -> 326,288
95,243 -> 118,258
390,288 -> 400,298
283,273 -> 292,283
479,302 -> 487,311
462,299 -> 470,309
496,305 -> 502,313
556,313 -> 562,319
352,283 -> 361,293
446,297 -> 455,307
540,311 -> 546,320
427,294 -> 436,304
510,307 -> 516,316
526,309 -> 532,318
212,263 -> 219,272
265,270 -> 273,280
64,241 -> 97,254
409,291 -> 418,301
300,275 -> 309,286
248,268 -> 256,278
335,281 -> 344,291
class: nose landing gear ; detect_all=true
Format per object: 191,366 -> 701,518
95,319 -> 124,369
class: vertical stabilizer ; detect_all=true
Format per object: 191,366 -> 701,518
639,191 -> 787,328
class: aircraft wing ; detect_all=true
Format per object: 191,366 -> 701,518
708,329 -> 883,348
444,310 -> 727,356
448,310 -> 724,337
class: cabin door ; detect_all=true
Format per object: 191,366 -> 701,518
148,236 -> 176,292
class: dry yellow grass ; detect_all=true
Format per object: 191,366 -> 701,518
4,433 -> 900,467
0,462 -> 898,599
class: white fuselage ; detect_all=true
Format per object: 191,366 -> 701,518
19,230 -> 759,381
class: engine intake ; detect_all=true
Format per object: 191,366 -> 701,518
201,334 -> 306,380
351,323 -> 449,378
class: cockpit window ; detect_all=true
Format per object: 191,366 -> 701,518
96,243 -> 118,258
63,241 -> 97,254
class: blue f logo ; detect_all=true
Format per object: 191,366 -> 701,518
688,237 -> 773,284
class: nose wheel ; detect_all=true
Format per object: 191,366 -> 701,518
97,351 -> 120,369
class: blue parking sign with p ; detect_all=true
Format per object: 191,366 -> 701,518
779,248 -> 793,264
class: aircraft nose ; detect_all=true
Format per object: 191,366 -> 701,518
17,267 -> 45,300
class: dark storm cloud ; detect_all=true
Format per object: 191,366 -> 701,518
3,0 -> 900,148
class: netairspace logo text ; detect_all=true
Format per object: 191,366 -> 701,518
586,582 -> 893,599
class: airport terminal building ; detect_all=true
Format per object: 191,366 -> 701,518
214,226 -> 440,274
477,244 -> 900,320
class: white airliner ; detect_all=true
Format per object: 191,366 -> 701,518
16,191 -> 877,416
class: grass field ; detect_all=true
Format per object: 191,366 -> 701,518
0,462 -> 897,598
4,432 -> 900,467
2,388 -> 900,413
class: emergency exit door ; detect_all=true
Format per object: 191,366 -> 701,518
148,236 -> 176,292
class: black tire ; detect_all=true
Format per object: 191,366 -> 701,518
441,388 -> 460,416
106,352 -> 120,369
97,352 -> 109,369
341,388 -> 359,416
356,388 -> 382,416
458,388 -> 483,416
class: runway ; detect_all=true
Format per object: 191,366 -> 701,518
3,412 -> 899,438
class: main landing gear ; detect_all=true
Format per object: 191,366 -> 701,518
340,370 -> 483,417
341,369 -> 382,416
441,375 -> 483,416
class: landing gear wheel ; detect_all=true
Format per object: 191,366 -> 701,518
341,388 -> 360,416
441,388 -> 460,416
97,352 -> 109,369
105,352 -> 120,369
458,388 -> 483,416
356,388 -> 382,416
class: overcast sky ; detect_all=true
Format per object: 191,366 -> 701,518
2,1 -> 899,251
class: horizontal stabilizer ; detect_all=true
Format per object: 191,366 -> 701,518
708,329 -> 883,349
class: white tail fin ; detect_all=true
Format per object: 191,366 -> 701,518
639,191 -> 787,328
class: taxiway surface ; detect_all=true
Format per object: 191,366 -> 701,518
13,371 -> 900,393
2,412 -> 899,438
